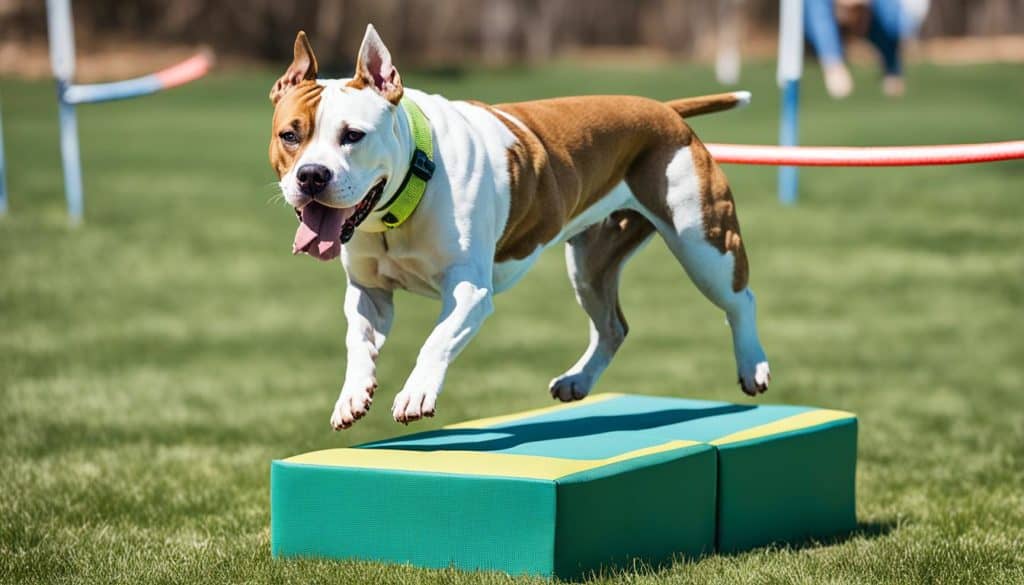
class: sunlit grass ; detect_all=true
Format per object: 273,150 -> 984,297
1,61 -> 1022,583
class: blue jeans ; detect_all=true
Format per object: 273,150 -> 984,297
804,0 -> 907,76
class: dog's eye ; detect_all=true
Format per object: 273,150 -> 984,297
279,130 -> 299,145
341,130 -> 365,145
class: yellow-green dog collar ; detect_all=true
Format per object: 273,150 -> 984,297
379,97 -> 435,228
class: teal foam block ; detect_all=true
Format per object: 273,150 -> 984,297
714,418 -> 858,552
271,393 -> 857,577
271,439 -> 716,579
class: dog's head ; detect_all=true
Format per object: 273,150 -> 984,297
269,25 -> 407,260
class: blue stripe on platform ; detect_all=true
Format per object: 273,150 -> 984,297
362,395 -> 816,460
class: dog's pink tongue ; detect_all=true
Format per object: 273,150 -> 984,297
292,201 -> 350,261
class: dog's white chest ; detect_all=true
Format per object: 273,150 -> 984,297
375,254 -> 441,296
343,232 -> 447,297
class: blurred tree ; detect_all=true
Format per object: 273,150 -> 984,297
1,0 -> 1021,66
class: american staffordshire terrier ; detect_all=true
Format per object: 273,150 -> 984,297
269,26 -> 770,430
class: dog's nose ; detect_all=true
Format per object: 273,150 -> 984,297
296,164 -> 332,196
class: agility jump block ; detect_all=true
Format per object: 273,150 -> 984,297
271,393 -> 857,577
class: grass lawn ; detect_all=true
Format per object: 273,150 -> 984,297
1,60 -> 1022,584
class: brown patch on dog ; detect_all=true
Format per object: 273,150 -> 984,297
478,93 -> 749,291
345,66 -> 403,104
347,69 -> 403,104
345,76 -> 368,90
268,81 -> 323,178
690,136 -> 749,291
268,31 -> 322,178
484,96 -> 694,262
664,92 -> 745,118
270,31 -> 318,105
348,66 -> 403,103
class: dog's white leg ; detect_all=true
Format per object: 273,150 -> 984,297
646,146 -> 770,395
392,264 -> 494,423
550,211 -> 655,402
331,281 -> 394,430
660,233 -> 770,395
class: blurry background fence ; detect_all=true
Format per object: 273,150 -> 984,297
1,0 -> 1023,68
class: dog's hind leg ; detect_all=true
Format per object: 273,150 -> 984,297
630,142 -> 770,395
551,209 -> 655,401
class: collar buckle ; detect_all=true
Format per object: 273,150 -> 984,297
410,148 -> 435,181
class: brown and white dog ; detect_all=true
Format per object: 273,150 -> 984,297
269,26 -> 770,430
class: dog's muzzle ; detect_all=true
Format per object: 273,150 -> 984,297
291,179 -> 387,261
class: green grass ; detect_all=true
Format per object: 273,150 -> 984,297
1,60 -> 1022,584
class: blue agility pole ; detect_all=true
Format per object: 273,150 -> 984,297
779,79 -> 800,203
44,0 -> 211,223
56,85 -> 85,223
777,0 -> 804,205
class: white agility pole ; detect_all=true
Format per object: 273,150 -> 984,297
777,0 -> 804,204
42,0 -> 211,224
47,0 -> 84,223
715,0 -> 743,85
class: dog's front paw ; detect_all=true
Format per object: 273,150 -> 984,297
738,361 -> 771,396
330,379 -> 377,430
549,372 -> 593,402
391,387 -> 438,424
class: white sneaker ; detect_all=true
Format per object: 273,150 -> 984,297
823,63 -> 854,99
883,75 -> 906,97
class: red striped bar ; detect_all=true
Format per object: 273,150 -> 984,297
706,141 -> 1024,167
154,52 -> 213,89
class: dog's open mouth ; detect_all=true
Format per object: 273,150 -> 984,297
291,179 -> 386,261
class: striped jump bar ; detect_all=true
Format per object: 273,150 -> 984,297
707,140 -> 1024,167
37,0 -> 215,222
62,52 -> 213,105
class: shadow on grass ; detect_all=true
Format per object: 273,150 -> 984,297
573,520 -> 899,583
775,519 -> 899,552
268,520 -> 901,584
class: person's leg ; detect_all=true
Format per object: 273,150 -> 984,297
805,0 -> 853,97
805,0 -> 844,64
868,0 -> 905,95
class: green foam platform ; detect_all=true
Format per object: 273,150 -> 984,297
271,393 -> 857,578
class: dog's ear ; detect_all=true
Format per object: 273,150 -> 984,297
352,24 -> 403,105
270,31 -> 319,105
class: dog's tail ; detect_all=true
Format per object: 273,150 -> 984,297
665,90 -> 751,118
